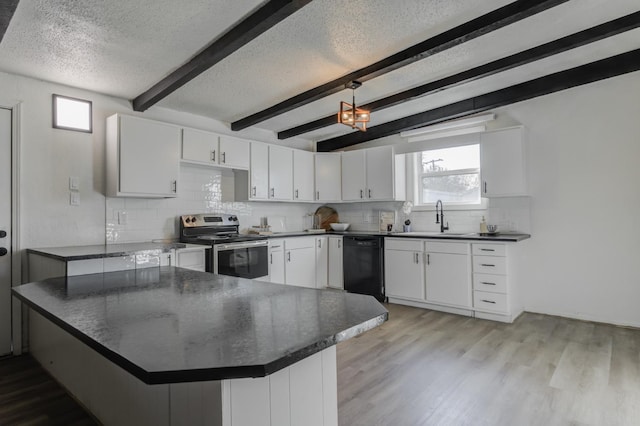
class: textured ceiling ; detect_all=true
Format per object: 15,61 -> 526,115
0,0 -> 638,143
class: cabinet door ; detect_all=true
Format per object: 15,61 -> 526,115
269,246 -> 285,284
365,146 -> 394,200
315,237 -> 328,288
250,142 -> 269,200
341,151 -> 366,201
119,115 -> 181,196
269,145 -> 293,201
385,249 -> 424,300
314,153 -> 342,202
182,128 -> 218,164
219,135 -> 250,169
293,150 -> 315,201
425,252 -> 471,308
327,237 -> 343,289
286,247 -> 316,288
480,127 -> 526,197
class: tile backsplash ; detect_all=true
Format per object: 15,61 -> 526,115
106,164 -> 531,243
106,164 -> 322,243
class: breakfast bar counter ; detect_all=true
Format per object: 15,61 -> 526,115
13,267 -> 387,425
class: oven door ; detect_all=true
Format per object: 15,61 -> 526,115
213,241 -> 269,280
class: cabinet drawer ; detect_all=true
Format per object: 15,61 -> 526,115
472,243 -> 506,257
385,238 -> 423,251
425,241 -> 469,255
473,273 -> 507,294
284,237 -> 315,250
473,256 -> 506,275
474,291 -> 508,313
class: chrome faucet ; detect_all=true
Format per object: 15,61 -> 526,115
435,200 -> 449,233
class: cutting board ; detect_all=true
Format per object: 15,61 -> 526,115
315,206 -> 338,230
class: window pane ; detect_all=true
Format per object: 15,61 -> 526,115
421,173 -> 480,204
421,145 -> 479,173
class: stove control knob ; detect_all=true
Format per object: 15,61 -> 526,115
185,217 -> 191,223
230,216 -> 238,222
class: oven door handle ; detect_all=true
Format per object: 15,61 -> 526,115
214,241 -> 269,251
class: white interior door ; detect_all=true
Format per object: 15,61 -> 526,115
0,108 -> 12,355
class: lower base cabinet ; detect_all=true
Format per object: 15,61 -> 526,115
385,238 -> 522,323
29,310 -> 338,426
327,236 -> 343,290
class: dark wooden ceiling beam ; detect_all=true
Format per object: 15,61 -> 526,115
0,0 -> 20,44
132,0 -> 313,112
279,11 -> 640,139
231,0 -> 569,131
316,48 -> 640,152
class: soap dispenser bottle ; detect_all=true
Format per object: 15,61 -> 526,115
480,216 -> 488,234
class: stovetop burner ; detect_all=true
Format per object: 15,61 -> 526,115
179,214 -> 268,245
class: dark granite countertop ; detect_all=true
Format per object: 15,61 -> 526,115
266,231 -> 530,242
13,267 -> 388,384
27,242 -> 187,261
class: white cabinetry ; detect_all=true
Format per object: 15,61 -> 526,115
327,236 -> 343,289
106,114 -> 181,198
341,151 -> 366,201
284,237 -> 316,288
269,239 -> 285,284
424,241 -> 471,309
293,149 -> 315,202
480,126 -> 527,197
315,237 -> 328,288
384,238 -> 424,300
174,245 -> 206,272
341,146 -> 404,201
472,243 -> 522,322
218,135 -> 250,169
269,145 -> 294,201
314,153 -> 342,202
249,142 -> 269,200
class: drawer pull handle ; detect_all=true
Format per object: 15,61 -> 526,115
480,281 -> 496,285
481,264 -> 495,267
482,299 -> 496,304
480,248 -> 495,252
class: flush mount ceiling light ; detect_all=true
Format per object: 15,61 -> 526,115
52,94 -> 93,133
338,81 -> 370,132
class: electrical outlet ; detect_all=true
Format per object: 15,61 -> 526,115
70,191 -> 80,206
118,211 -> 128,225
363,212 -> 373,223
69,176 -> 80,191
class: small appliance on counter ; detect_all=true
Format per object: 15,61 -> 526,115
179,214 -> 269,280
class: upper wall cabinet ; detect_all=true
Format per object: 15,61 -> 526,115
106,114 -> 181,198
182,128 -> 249,170
342,146 -> 405,202
480,127 -> 527,197
315,153 -> 342,202
269,145 -> 294,201
293,149 -> 314,202
249,142 -> 269,200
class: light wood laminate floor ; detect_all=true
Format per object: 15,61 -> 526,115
337,303 -> 640,426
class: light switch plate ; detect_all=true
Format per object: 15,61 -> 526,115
70,191 -> 80,206
69,176 -> 80,190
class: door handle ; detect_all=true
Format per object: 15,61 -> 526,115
287,251 -> 291,262
316,191 -> 320,200
222,152 -> 226,163
172,180 -> 177,193
360,189 -> 363,199
270,253 -> 273,264
271,188 -> 275,197
252,186 -> 257,196
414,253 -> 419,263
295,189 -> 299,199
368,189 -> 372,198
484,181 -> 487,193
211,150 -> 216,162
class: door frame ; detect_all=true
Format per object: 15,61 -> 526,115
1,100 -> 22,355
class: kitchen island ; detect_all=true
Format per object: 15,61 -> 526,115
13,267 -> 388,426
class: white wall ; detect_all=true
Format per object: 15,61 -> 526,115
493,71 -> 640,327
0,70 -> 312,250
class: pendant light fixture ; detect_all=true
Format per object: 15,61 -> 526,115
338,81 -> 370,132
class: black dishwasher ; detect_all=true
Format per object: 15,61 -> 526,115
343,236 -> 385,302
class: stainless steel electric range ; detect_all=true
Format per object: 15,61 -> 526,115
179,214 -> 269,280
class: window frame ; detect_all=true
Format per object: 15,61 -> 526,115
409,146 -> 487,211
